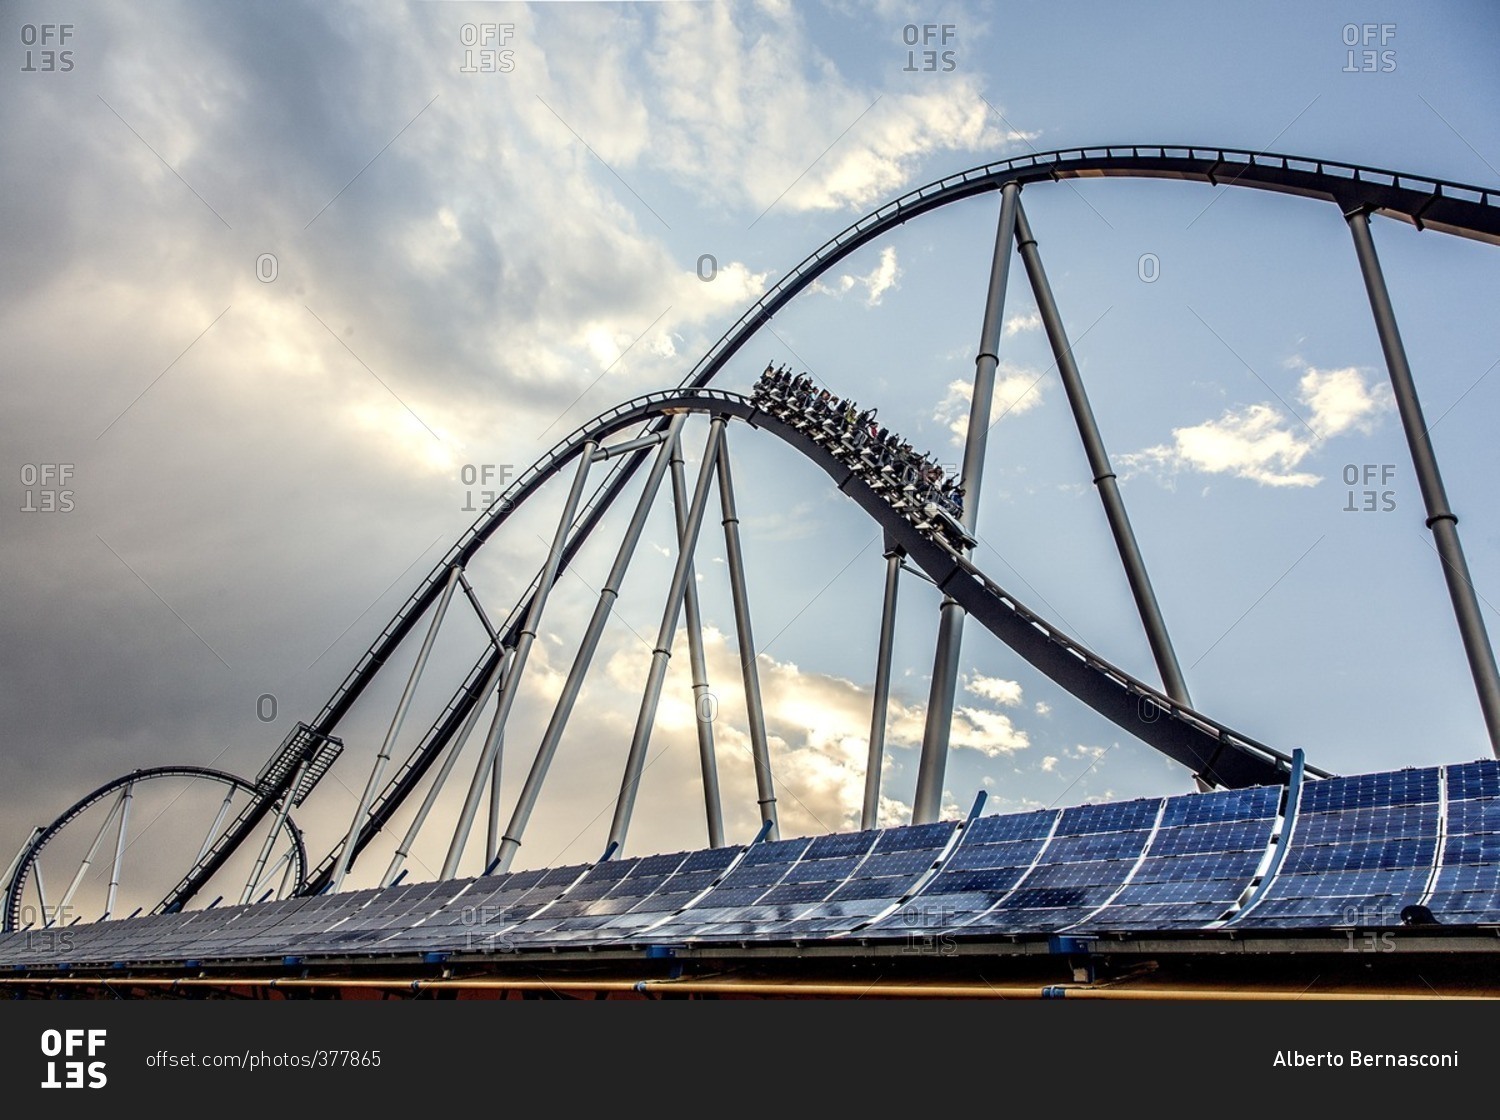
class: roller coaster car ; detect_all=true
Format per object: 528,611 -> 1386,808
923,503 -> 975,549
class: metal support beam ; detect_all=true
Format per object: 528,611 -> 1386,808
442,442 -> 598,878
673,432 -> 725,848
486,743 -> 505,866
914,180 -> 1021,824
609,418 -> 726,852
594,430 -> 670,462
717,428 -> 778,839
1014,201 -> 1192,707
1,826 -> 43,900
496,417 -> 686,872
1347,208 -> 1500,754
458,571 -> 499,644
250,848 -> 293,901
863,540 -> 904,830
241,758 -> 308,905
103,780 -> 134,920
332,562 -> 463,892
32,863 -> 48,928
58,793 -> 124,917
382,648 -> 512,887
193,789 -> 236,867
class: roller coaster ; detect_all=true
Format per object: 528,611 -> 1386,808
5,145 -> 1499,991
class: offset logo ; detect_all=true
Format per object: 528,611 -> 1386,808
40,1029 -> 107,1089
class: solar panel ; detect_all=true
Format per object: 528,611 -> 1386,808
1160,785 -> 1280,827
803,830 -> 881,859
1058,798 -> 1160,835
12,761 -> 1500,966
1299,767 -> 1441,812
874,821 -> 958,851
963,809 -> 1059,844
1446,759 -> 1500,800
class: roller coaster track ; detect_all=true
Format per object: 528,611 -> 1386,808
165,144 -> 1495,908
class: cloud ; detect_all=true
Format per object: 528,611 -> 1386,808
1004,310 -> 1042,336
965,673 -> 1022,706
810,245 -> 901,306
1120,364 -> 1392,487
933,364 -> 1047,443
641,4 -> 1028,215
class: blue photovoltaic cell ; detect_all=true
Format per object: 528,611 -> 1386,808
1299,768 -> 1440,812
804,830 -> 880,859
854,850 -> 939,878
782,855 -> 867,884
922,868 -> 1027,894
825,876 -> 907,902
943,838 -> 1051,872
1131,853 -> 1262,883
1160,785 -> 1280,827
1432,865 -> 1500,893
651,869 -> 720,896
678,846 -> 743,873
714,863 -> 793,889
532,864 -> 586,890
738,838 -> 812,865
1445,800 -> 1500,834
1022,860 -> 1139,889
1264,868 -> 1432,897
1447,760 -> 1500,800
1425,889 -> 1500,914
696,886 -> 769,908
757,880 -> 836,905
1039,832 -> 1150,863
1108,879 -> 1240,906
1058,799 -> 1160,835
1280,837 -> 1435,873
1295,804 -> 1437,843
1149,821 -> 1273,856
964,810 -> 1058,844
874,821 -> 958,851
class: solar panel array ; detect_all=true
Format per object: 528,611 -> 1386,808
1421,760 -> 1500,923
3,761 -> 1497,969
1230,768 -> 1440,928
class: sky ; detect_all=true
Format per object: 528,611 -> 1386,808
3,0 -> 1500,922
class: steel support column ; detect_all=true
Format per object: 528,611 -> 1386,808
57,794 -> 123,917
496,416 -> 686,873
442,442 -> 598,879
241,759 -> 307,904
1,827 -> 43,901
193,789 -> 236,867
862,540 -> 904,830
716,429 -> 778,839
674,433 -> 726,848
331,563 -> 463,892
608,418 -> 726,852
486,747 -> 505,867
913,180 -> 1021,824
1348,208 -> 1500,754
1014,201 -> 1191,707
103,780 -> 133,920
383,648 -> 512,887
32,864 -> 48,928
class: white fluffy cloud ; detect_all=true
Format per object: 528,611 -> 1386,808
1120,364 -> 1392,487
966,673 -> 1023,706
1004,310 -> 1042,336
641,3 -> 1028,215
933,363 -> 1048,443
811,245 -> 902,306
